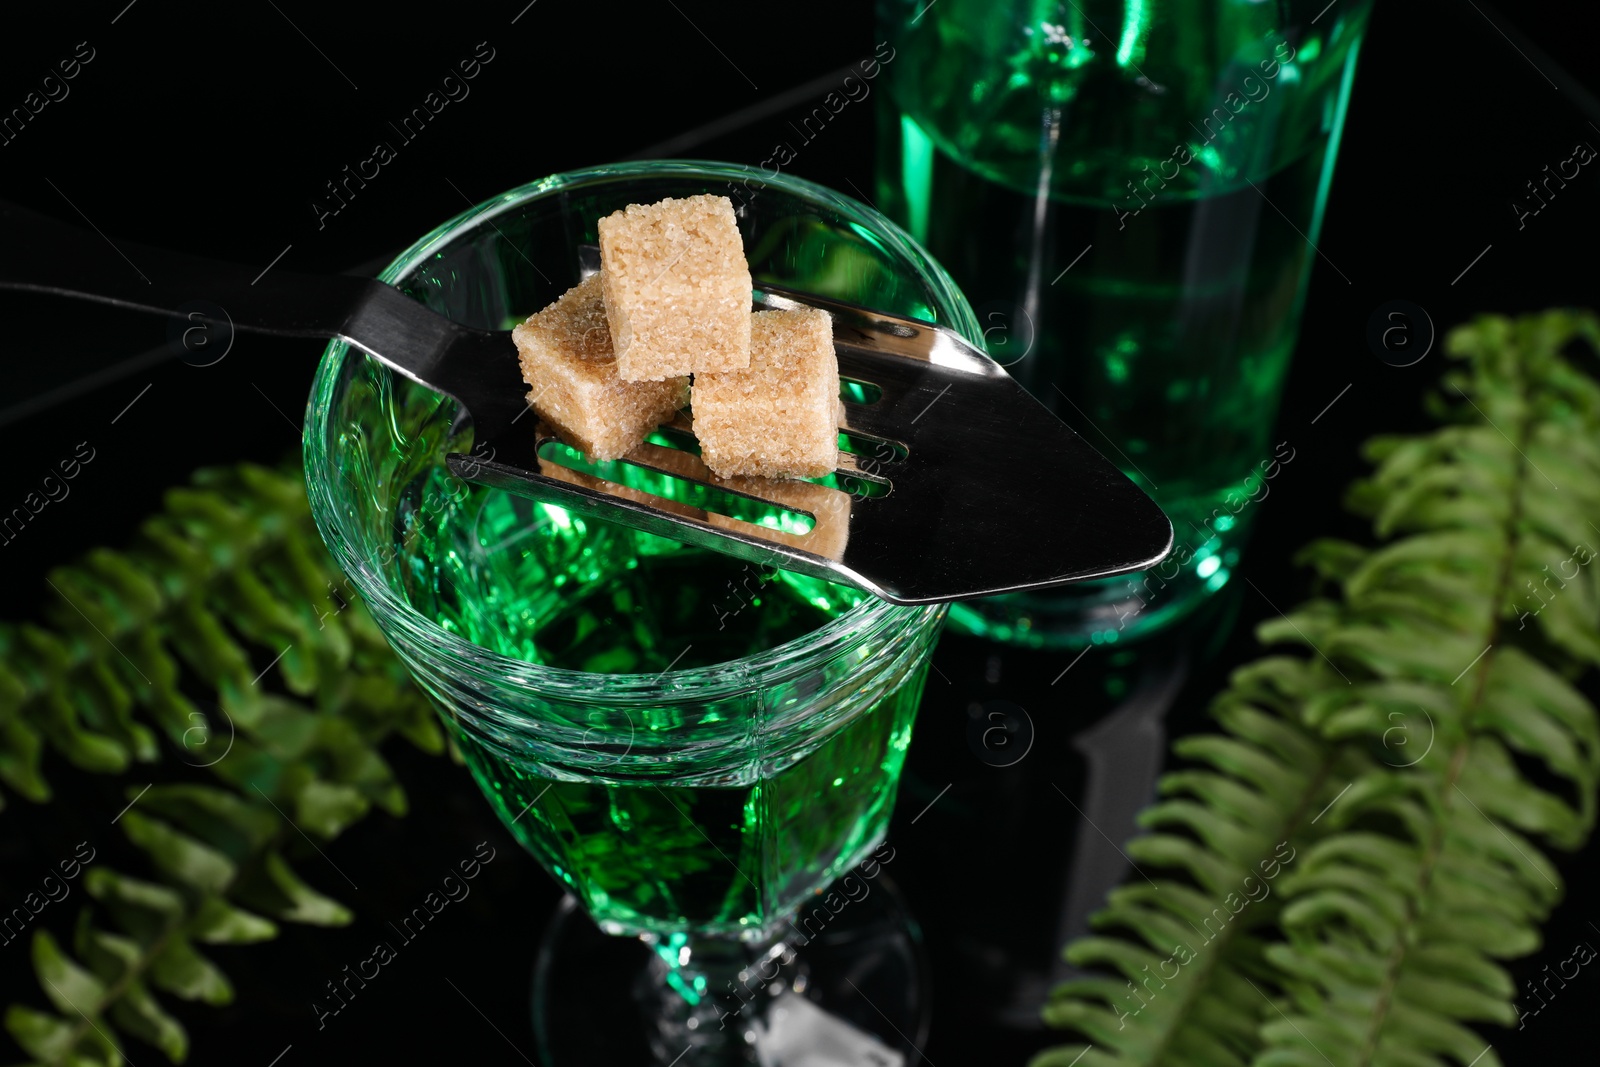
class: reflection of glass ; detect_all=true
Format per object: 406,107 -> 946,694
302,162 -> 976,1061
877,0 -> 1374,646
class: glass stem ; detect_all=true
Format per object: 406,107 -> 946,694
639,931 -> 800,1064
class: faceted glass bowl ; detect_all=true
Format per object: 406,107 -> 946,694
302,161 -> 979,940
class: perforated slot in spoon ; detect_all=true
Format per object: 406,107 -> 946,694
641,429 -> 892,499
537,439 -> 817,535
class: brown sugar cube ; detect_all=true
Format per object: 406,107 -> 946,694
513,273 -> 689,461
707,477 -> 851,561
692,308 -> 840,479
597,194 -> 752,381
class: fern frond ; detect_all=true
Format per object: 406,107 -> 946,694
1038,310 -> 1600,1067
1250,310 -> 1600,1067
2,464 -> 441,1065
1039,658 -> 1361,1067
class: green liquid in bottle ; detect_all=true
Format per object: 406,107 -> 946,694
876,0 -> 1374,643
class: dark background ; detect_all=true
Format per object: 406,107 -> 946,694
2,1 -> 1599,1064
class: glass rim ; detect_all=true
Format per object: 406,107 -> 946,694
303,159 -> 968,695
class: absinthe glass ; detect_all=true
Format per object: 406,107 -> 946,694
304,161 -> 973,1056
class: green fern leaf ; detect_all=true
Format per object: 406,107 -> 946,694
2,463 -> 434,1064
1039,310 -> 1600,1067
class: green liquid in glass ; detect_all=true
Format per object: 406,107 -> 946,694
307,164 -> 965,987
401,479 -> 922,938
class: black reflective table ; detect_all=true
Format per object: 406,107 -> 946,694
1,1 -> 1597,1064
